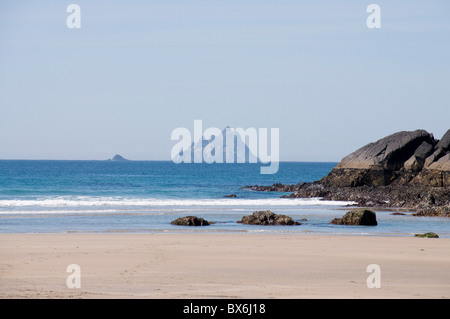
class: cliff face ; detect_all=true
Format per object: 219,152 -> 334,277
320,129 -> 450,187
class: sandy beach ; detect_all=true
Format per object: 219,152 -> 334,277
1,233 -> 449,299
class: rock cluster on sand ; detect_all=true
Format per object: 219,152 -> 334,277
330,209 -> 377,226
244,129 -> 450,217
171,216 -> 212,226
237,210 -> 301,225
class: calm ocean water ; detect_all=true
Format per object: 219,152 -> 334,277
0,160 -> 449,237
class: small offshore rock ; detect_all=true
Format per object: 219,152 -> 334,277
224,194 -> 237,198
414,232 -> 439,238
237,210 -> 301,225
171,216 -> 211,226
330,209 -> 378,226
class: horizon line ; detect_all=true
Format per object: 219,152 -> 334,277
0,158 -> 340,163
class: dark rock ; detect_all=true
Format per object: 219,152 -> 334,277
414,232 -> 439,238
318,129 -> 450,188
171,216 -> 211,226
436,129 -> 450,151
330,209 -> 378,226
391,212 -> 407,216
413,206 -> 450,218
424,148 -> 444,169
243,183 -> 304,193
224,194 -> 237,198
409,168 -> 450,187
427,153 -> 450,171
422,129 -> 450,170
320,130 -> 437,187
237,210 -> 301,225
404,141 -> 434,171
338,130 -> 435,170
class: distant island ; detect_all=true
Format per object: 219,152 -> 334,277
109,154 -> 129,162
245,129 -> 450,218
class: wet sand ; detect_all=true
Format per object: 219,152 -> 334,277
1,233 -> 449,298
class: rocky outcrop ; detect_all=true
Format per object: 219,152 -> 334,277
424,129 -> 450,167
171,216 -> 212,226
237,210 -> 301,225
330,209 -> 377,226
403,141 -> 435,171
243,129 -> 450,217
244,183 -> 450,217
319,129 -> 450,187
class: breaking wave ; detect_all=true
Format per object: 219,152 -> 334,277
0,196 -> 355,214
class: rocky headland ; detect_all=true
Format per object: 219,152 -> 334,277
245,129 -> 450,217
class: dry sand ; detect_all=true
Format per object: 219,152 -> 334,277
0,233 -> 449,299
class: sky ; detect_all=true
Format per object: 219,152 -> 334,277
0,0 -> 449,161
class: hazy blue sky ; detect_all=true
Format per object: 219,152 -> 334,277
1,0 -> 449,161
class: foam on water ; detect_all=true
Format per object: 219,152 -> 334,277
0,196 -> 355,213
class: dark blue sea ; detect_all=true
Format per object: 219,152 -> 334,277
1,160 -> 449,237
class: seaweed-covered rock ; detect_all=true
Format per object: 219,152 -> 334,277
237,210 -> 301,225
330,209 -> 378,226
414,232 -> 439,238
171,216 -> 211,226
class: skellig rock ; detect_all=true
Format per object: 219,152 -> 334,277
110,154 -> 129,162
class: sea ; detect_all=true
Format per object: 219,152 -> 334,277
1,160 -> 449,237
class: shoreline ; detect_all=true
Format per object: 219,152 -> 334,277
1,203 -> 449,238
244,183 -> 450,218
1,228 -> 446,238
0,199 -> 450,238
1,232 -> 449,299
